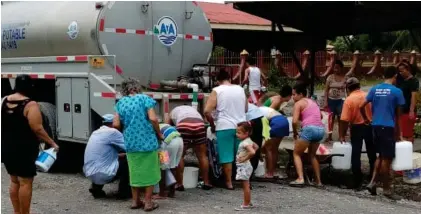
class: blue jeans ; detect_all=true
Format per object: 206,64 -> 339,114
299,126 -> 325,143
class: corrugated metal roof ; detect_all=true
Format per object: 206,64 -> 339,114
196,2 -> 271,26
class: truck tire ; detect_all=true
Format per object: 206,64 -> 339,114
38,102 -> 56,141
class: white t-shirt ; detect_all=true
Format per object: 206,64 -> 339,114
246,103 -> 263,121
213,84 -> 247,131
258,106 -> 281,120
236,137 -> 254,164
248,66 -> 261,91
170,105 -> 203,125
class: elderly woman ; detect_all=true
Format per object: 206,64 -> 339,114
2,75 -> 59,214
113,78 -> 162,212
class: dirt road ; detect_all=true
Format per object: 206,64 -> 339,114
2,165 -> 420,214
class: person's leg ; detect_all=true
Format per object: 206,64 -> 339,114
308,143 -> 322,185
175,145 -> 188,190
156,170 -> 167,198
264,138 -> 277,177
363,125 -> 376,179
117,158 -> 131,198
9,175 -> 20,214
242,180 -> 251,206
250,117 -> 263,171
327,99 -> 335,141
194,143 -> 212,187
131,187 -> 143,208
400,114 -> 416,143
291,139 -> 310,184
17,177 -> 34,214
168,168 -> 177,198
271,137 -> 283,176
216,130 -> 236,189
350,124 -> 364,188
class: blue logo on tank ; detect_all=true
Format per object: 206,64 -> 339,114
154,16 -> 178,46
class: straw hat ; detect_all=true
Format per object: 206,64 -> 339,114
240,49 -> 249,55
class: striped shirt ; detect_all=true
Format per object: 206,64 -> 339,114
159,123 -> 181,144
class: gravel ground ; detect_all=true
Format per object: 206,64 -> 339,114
2,165 -> 421,214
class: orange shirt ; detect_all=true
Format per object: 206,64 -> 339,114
340,89 -> 372,124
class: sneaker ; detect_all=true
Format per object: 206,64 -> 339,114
365,183 -> 377,196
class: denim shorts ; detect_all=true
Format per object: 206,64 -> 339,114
327,98 -> 344,116
299,125 -> 325,143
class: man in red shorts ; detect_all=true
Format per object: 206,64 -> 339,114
242,58 -> 267,104
397,61 -> 419,143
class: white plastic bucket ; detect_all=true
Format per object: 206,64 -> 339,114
35,148 -> 57,172
403,168 -> 421,184
183,167 -> 199,189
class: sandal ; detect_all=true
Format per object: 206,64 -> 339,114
175,185 -> 185,191
311,183 -> 325,189
130,201 -> 145,209
144,201 -> 159,212
235,204 -> 254,211
202,184 -> 213,190
226,186 -> 235,190
289,180 -> 305,188
365,183 -> 377,196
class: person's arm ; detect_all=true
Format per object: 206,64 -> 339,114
145,98 -> 163,140
409,80 -> 419,119
26,102 -> 59,150
237,144 -> 256,163
360,88 -> 374,124
270,96 -> 281,110
241,68 -> 250,86
165,111 -> 173,125
324,76 -> 331,108
112,113 -> 123,131
260,69 -> 268,87
111,130 -> 126,152
396,89 -> 406,141
204,90 -> 217,132
292,102 -> 302,140
245,94 -> 248,113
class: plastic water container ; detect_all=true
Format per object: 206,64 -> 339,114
402,152 -> 421,184
254,160 -> 266,177
331,142 -> 352,170
183,167 -> 199,189
392,141 -> 413,171
35,148 -> 57,172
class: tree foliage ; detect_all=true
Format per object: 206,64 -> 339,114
329,30 -> 420,53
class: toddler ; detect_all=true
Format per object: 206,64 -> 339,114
235,121 -> 258,211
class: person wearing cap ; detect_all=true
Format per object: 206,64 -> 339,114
83,114 -> 130,199
339,77 -> 376,190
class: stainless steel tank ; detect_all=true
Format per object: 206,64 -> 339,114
1,1 -> 213,86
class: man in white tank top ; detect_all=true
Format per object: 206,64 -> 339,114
204,69 -> 247,190
242,58 -> 266,104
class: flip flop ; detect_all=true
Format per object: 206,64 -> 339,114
235,204 -> 254,211
152,195 -> 167,200
311,183 -> 325,189
144,202 -> 159,212
175,185 -> 185,191
130,202 -> 145,209
289,180 -> 305,187
226,186 -> 235,190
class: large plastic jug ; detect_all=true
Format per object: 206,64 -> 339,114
35,148 -> 57,172
331,142 -> 352,170
392,141 -> 413,171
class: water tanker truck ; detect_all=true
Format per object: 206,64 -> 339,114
1,1 -> 216,166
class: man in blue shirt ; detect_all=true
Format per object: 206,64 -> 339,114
360,66 -> 405,200
83,114 -> 130,199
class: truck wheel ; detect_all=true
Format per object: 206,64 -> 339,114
38,102 -> 56,150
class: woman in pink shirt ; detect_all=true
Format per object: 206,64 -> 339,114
290,84 -> 325,188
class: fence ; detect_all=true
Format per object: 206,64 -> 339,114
209,49 -> 421,78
